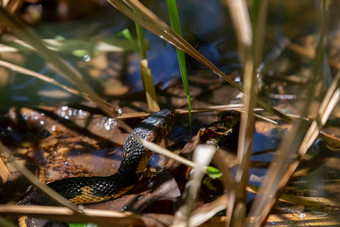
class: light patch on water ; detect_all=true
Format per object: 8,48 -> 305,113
249,174 -> 264,183
104,118 -> 117,130
117,107 -> 123,114
299,212 -> 306,218
59,106 -> 90,120
236,92 -> 244,99
77,109 -> 86,117
83,54 -> 91,62
148,181 -> 154,188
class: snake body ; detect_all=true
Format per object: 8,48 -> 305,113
19,109 -> 175,206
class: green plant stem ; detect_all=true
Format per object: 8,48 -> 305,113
135,24 -> 147,60
135,24 -> 160,111
122,28 -> 159,111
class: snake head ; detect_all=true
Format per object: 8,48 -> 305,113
141,109 -> 175,144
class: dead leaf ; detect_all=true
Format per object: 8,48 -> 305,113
0,156 -> 10,184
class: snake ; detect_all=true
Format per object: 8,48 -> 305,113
19,109 -> 175,206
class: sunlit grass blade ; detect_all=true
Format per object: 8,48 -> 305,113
0,38 -> 134,53
166,0 -> 192,131
174,145 -> 217,224
205,166 -> 223,179
0,205 -> 148,226
222,0 -> 261,225
68,223 -> 97,227
122,28 -> 159,111
135,24 -> 160,112
139,59 -> 160,111
0,60 -> 83,97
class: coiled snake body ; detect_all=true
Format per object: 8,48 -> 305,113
19,109 -> 175,206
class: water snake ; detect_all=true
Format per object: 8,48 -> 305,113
19,109 -> 175,206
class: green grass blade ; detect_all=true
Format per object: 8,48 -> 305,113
250,0 -> 261,28
68,223 -> 97,227
166,0 -> 192,133
165,0 -> 182,36
206,166 -> 223,179
121,29 -> 138,53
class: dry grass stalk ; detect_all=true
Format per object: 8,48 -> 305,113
248,1 -> 334,224
222,0 -> 268,225
0,205 -> 145,226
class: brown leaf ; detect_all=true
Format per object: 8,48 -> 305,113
0,156 -> 10,184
